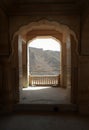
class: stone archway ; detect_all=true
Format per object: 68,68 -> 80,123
22,30 -> 63,88
11,20 -> 78,104
27,36 -> 61,87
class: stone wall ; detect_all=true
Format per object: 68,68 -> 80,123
81,8 -> 89,55
78,56 -> 89,114
0,8 -> 9,112
1,12 -> 80,112
0,5 -> 89,114
0,8 -> 9,55
78,8 -> 89,114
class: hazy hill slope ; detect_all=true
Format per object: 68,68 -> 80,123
29,47 -> 60,75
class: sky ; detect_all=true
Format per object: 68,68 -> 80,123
28,38 -> 61,51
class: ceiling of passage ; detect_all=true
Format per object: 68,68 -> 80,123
0,0 -> 88,15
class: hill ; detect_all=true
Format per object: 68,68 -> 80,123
29,47 -> 60,75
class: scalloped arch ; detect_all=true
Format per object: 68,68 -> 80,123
12,19 -> 78,43
10,19 -> 78,59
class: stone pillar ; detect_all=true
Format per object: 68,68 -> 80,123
22,42 -> 28,87
66,35 -> 71,88
78,56 -> 89,114
18,35 -> 23,99
0,59 -> 15,112
11,35 -> 19,103
61,41 -> 67,88
70,35 -> 78,103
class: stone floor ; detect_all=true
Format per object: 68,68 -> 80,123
20,86 -> 71,104
0,113 -> 89,130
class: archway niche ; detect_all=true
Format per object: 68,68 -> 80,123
11,20 -> 78,104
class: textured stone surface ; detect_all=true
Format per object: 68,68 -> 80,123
0,114 -> 89,130
20,87 -> 70,104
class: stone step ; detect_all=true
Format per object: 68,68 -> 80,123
14,103 -> 77,113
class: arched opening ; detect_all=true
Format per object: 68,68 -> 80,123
27,37 -> 61,87
11,20 -> 78,106
19,34 -> 71,104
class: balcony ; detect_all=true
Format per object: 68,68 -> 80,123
29,75 -> 60,86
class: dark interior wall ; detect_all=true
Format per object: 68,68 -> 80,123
77,7 -> 89,114
81,8 -> 89,55
0,8 -> 9,56
0,8 -> 9,110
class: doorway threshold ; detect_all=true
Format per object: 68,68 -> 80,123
14,103 -> 77,113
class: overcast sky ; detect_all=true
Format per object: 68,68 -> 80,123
29,38 -> 61,51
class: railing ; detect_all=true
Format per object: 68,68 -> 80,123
29,75 -> 60,86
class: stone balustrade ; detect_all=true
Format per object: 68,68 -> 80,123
29,75 -> 60,86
